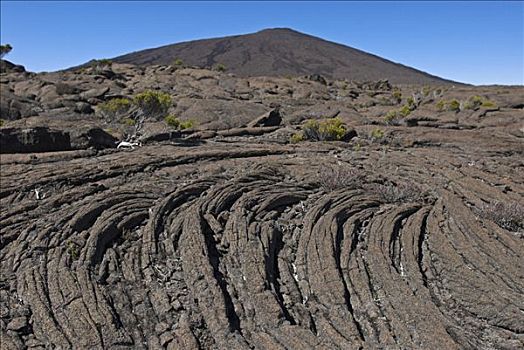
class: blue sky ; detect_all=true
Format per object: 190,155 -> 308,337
1,1 -> 523,85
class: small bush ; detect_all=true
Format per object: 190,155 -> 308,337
164,115 -> 180,128
179,119 -> 195,130
214,63 -> 227,72
392,90 -> 402,103
0,119 -> 5,127
384,110 -> 398,125
422,86 -> 431,97
370,128 -> 385,140
290,132 -> 305,143
133,90 -> 171,119
370,181 -> 424,203
98,98 -> 132,120
316,164 -> 365,192
399,105 -> 412,117
301,117 -> 348,141
407,97 -> 415,108
173,58 -> 184,66
436,100 -> 446,111
464,95 -> 483,110
477,201 -> 523,232
164,115 -> 195,130
120,117 -> 136,126
481,100 -> 497,108
448,99 -> 460,112
67,242 -> 80,261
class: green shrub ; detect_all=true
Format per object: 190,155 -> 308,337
370,128 -> 385,140
120,117 -> 136,126
481,100 -> 497,108
448,99 -> 460,112
462,95 -> 483,110
173,58 -> 184,66
98,98 -> 132,120
0,44 -> 12,59
0,119 -> 4,127
302,117 -> 348,141
164,115 -> 195,130
384,110 -> 398,125
97,59 -> 112,66
422,86 -> 431,97
164,115 -> 180,128
67,242 -> 80,261
290,118 -> 349,142
392,90 -> 402,103
399,105 -> 412,117
179,119 -> 195,130
214,63 -> 227,72
290,132 -> 305,143
407,97 -> 415,109
133,90 -> 172,119
436,100 -> 445,111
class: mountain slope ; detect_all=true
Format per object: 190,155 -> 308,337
113,28 -> 459,85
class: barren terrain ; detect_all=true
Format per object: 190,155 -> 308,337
1,60 -> 523,349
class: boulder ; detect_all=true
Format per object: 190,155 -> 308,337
0,127 -> 71,153
307,74 -> 327,85
247,108 -> 282,128
70,128 -> 117,150
74,102 -> 94,114
80,87 -> 110,101
341,127 -> 358,142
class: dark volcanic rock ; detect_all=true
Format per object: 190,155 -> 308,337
0,59 -> 26,73
70,127 -> 117,150
0,127 -> 71,153
247,108 -> 282,127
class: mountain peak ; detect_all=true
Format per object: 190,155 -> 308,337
113,29 -> 458,84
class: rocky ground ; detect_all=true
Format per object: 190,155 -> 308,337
1,61 -> 523,349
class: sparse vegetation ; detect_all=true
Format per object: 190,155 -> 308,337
399,104 -> 412,117
448,99 -> 461,112
463,95 -> 484,110
179,119 -> 195,130
67,242 -> 80,261
406,96 -> 415,109
0,44 -> 12,58
173,58 -> 184,67
436,100 -> 446,111
392,90 -> 402,103
164,115 -> 180,128
370,128 -> 385,141
214,63 -> 227,72
164,115 -> 196,130
316,164 -> 365,192
481,100 -> 497,109
477,201 -> 523,232
290,132 -> 305,143
0,119 -> 5,127
436,99 -> 460,112
98,98 -> 133,121
133,90 -> 172,119
384,110 -> 399,125
121,117 -> 136,126
292,117 -> 349,142
370,181 -> 425,203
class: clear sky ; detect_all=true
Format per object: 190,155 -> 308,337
1,1 -> 523,85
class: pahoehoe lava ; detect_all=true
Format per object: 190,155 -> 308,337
1,133 -> 523,348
